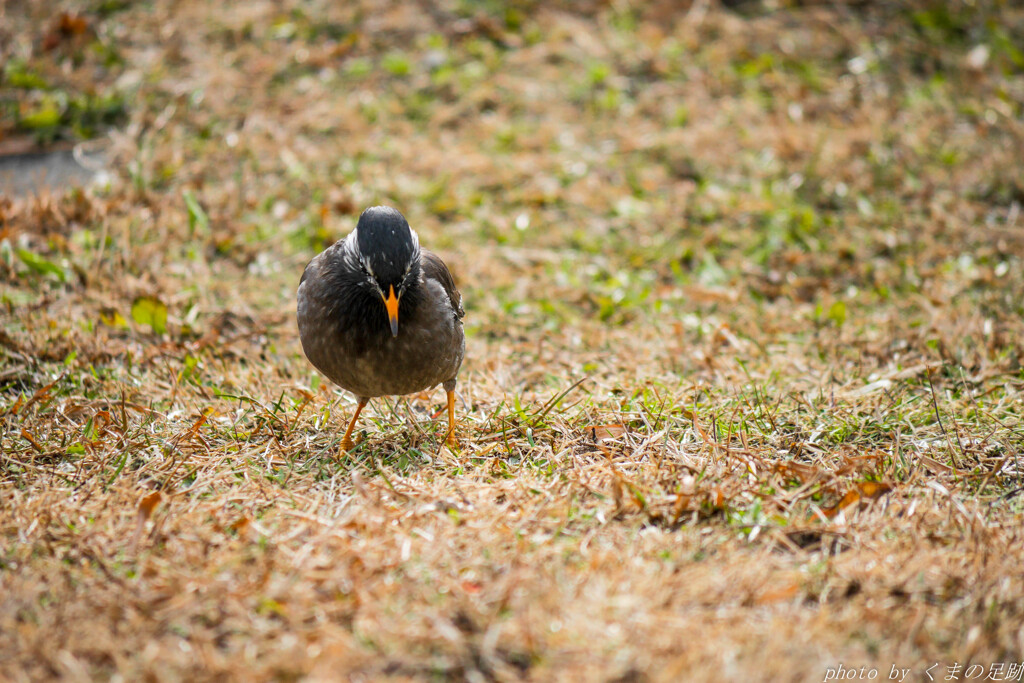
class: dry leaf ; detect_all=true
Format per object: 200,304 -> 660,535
585,424 -> 625,441
138,491 -> 162,521
756,582 -> 801,605
857,481 -> 893,499
821,482 -> 893,519
919,454 -> 955,475
130,491 -> 163,552
20,429 -> 43,453
775,461 -> 823,483
823,489 -> 861,519
230,515 -> 252,535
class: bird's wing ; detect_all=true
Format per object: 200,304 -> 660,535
299,236 -> 347,287
299,256 -> 316,286
421,250 -> 464,319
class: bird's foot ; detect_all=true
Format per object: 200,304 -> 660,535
442,390 -> 459,450
338,398 -> 367,456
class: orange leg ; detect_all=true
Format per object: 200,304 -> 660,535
443,390 -> 458,447
339,398 -> 368,453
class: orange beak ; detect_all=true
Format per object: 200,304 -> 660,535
383,284 -> 400,337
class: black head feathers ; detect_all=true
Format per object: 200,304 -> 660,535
354,206 -> 420,290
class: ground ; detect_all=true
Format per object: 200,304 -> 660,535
2,1 -> 1024,681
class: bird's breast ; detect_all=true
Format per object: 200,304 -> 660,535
297,277 -> 464,398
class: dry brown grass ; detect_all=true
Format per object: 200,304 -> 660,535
3,1 -> 1024,681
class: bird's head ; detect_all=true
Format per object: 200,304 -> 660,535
346,206 -> 421,337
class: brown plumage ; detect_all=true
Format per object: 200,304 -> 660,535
296,206 -> 465,451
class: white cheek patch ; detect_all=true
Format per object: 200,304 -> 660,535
407,229 -> 420,275
343,228 -> 360,260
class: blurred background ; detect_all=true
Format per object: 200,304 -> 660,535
4,0 -> 1024,455
3,1 -> 1022,356
3,2 -> 1024,680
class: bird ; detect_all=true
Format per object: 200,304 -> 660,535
296,206 -> 465,453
